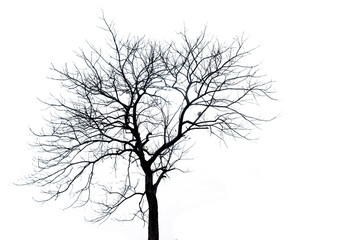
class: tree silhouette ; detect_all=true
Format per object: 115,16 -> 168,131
26,17 -> 273,240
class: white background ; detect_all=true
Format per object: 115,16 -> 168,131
1,0 -> 359,239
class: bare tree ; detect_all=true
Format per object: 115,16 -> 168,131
26,18 -> 273,240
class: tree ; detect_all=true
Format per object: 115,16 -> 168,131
26,18 -> 273,240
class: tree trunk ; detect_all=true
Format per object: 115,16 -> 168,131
146,174 -> 159,240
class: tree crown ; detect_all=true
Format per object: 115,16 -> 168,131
26,18 -> 274,223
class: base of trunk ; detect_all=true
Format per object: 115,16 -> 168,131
146,175 -> 159,240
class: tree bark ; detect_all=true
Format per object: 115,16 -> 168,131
146,174 -> 159,240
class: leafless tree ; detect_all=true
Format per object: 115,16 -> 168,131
26,18 -> 273,240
